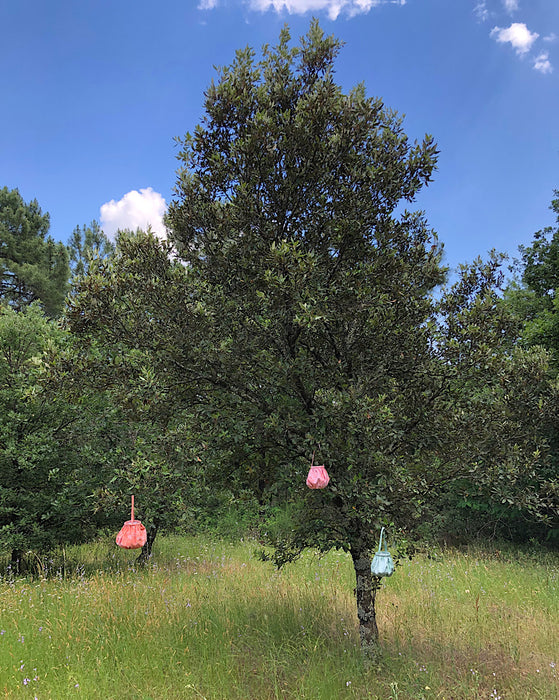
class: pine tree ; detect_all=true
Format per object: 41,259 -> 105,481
0,187 -> 69,316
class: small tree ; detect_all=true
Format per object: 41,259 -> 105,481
167,23 -> 551,656
64,229 -> 211,558
68,220 -> 115,279
0,187 -> 69,317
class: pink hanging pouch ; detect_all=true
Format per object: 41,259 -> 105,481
306,455 -> 330,489
116,495 -> 147,550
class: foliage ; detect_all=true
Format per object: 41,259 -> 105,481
68,220 -> 115,279
168,21 -> 443,553
517,190 -> 559,300
0,187 -> 69,317
64,229 -> 215,541
0,303 -> 107,559
504,191 -> 559,363
496,190 -> 559,543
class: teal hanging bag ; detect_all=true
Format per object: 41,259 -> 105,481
371,527 -> 395,577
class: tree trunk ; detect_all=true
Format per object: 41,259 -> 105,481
136,523 -> 157,566
10,549 -> 26,575
351,548 -> 381,660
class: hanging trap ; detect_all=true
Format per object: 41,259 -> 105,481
371,527 -> 395,577
306,453 -> 330,489
116,495 -> 147,550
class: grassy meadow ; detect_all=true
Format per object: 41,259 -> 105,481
0,536 -> 557,699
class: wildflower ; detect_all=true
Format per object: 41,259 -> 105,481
23,679 -> 30,686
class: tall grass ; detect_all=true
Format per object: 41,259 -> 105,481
0,536 -> 557,699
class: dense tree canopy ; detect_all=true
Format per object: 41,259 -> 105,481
501,191 -> 559,541
0,304 -> 106,564
0,187 -> 69,317
64,229 -> 213,556
506,191 -> 559,362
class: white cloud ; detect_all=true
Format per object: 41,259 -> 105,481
198,0 -> 218,8
502,0 -> 518,13
100,188 -> 167,241
490,22 -> 539,55
543,33 -> 557,43
534,51 -> 553,74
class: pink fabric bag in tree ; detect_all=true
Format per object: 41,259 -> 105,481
306,454 -> 330,489
116,495 -> 147,550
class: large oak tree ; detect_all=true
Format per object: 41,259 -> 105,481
166,23 -> 551,655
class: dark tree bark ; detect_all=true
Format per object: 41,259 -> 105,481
351,548 -> 381,659
136,523 -> 158,566
10,548 -> 25,575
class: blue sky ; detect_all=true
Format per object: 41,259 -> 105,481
1,0 -> 557,272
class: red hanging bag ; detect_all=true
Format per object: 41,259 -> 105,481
306,453 -> 330,489
116,495 -> 147,550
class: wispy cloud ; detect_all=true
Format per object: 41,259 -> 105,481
534,51 -> 553,74
502,0 -> 518,13
100,188 -> 167,241
199,0 -> 405,20
490,22 -> 539,55
474,1 -> 489,22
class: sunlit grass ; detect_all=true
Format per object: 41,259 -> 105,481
0,536 -> 557,698
384,546 -> 559,699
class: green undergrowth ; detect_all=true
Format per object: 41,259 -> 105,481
0,536 -> 557,699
